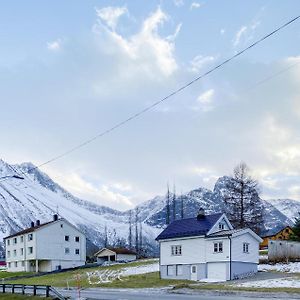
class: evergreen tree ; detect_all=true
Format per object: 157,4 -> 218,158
223,162 -> 264,233
135,207 -> 139,256
180,193 -> 184,219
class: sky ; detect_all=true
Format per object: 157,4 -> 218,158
1,0 -> 300,210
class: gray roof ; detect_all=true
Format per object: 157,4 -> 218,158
206,228 -> 245,238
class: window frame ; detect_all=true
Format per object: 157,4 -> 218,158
75,236 -> 80,242
65,235 -> 70,242
243,242 -> 249,253
28,234 -> 33,241
171,245 -> 182,256
65,247 -> 70,255
176,264 -> 183,276
213,242 -> 223,253
167,265 -> 174,276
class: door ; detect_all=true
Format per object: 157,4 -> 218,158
207,263 -> 227,281
191,265 -> 197,281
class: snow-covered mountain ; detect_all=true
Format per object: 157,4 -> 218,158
0,159 -> 298,258
266,199 -> 300,222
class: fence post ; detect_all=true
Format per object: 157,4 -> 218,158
12,284 -> 15,294
22,285 -> 25,295
2,284 -> 5,293
33,285 -> 37,296
46,285 -> 50,297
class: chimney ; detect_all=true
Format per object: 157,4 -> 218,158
36,220 -> 40,226
30,221 -> 35,228
53,214 -> 58,221
197,208 -> 205,220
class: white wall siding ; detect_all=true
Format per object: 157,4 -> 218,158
160,237 -> 206,265
231,233 -> 259,263
205,238 -> 230,262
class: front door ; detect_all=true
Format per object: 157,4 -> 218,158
191,265 -> 197,281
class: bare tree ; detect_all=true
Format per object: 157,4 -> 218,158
223,162 -> 264,233
135,207 -> 139,255
172,184 -> 176,222
166,184 -> 170,225
128,210 -> 132,249
180,193 -> 184,219
104,224 -> 108,247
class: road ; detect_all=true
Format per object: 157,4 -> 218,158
59,288 -> 300,300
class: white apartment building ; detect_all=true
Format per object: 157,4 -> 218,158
4,215 -> 86,272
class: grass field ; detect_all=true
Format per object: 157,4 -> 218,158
0,271 -> 34,280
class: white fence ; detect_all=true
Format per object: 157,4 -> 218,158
268,240 -> 300,262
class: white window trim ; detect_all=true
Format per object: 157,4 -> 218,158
243,242 -> 249,253
213,242 -> 223,253
171,245 -> 182,256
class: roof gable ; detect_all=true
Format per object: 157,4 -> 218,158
156,213 -> 223,241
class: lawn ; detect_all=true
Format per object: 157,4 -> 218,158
0,271 -> 34,280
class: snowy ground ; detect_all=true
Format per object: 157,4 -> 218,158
259,262 -> 300,273
233,277 -> 300,288
121,263 -> 159,276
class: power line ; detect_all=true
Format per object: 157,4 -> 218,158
5,15 -> 300,177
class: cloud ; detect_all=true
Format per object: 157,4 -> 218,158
93,7 -> 179,78
47,39 -> 62,51
193,89 -> 215,112
190,2 -> 203,10
174,0 -> 184,7
167,23 -> 182,42
233,26 -> 248,47
95,6 -> 128,31
189,54 -> 215,73
220,28 -> 226,35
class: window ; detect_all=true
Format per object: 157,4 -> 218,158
28,234 -> 33,241
13,250 -> 17,257
243,243 -> 249,253
60,224 -> 63,228
75,249 -> 80,255
8,262 -> 11,268
171,245 -> 182,256
14,262 -> 18,267
13,237 -> 17,244
7,239 -> 10,246
65,235 -> 69,242
20,236 -> 24,243
219,223 -> 225,230
176,265 -> 183,276
7,251 -> 10,258
28,247 -> 33,254
20,248 -> 24,255
22,261 -> 25,267
213,242 -> 223,253
191,265 -> 197,273
167,265 -> 174,276
65,248 -> 70,254
75,236 -> 80,242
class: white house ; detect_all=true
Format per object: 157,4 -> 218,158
156,209 -> 262,281
4,215 -> 86,272
95,247 -> 137,264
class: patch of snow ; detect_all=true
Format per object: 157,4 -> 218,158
234,277 -> 300,288
259,262 -> 300,273
199,278 -> 226,283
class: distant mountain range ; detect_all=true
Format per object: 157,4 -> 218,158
0,159 -> 298,257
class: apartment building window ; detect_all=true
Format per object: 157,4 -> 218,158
28,234 -> 33,241
219,223 -> 225,230
65,235 -> 69,242
243,243 -> 249,253
7,251 -> 10,258
13,250 -> 17,257
20,248 -> 24,255
20,236 -> 24,243
75,249 -> 80,255
22,261 -> 25,267
171,245 -> 182,256
8,262 -> 11,268
65,248 -> 70,254
13,237 -> 17,244
14,262 -> 18,267
7,239 -> 10,246
28,247 -> 33,254
75,236 -> 80,242
213,242 -> 223,253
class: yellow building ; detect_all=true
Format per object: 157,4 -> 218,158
260,226 -> 293,249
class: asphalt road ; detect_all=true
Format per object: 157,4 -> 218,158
59,288 -> 300,300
